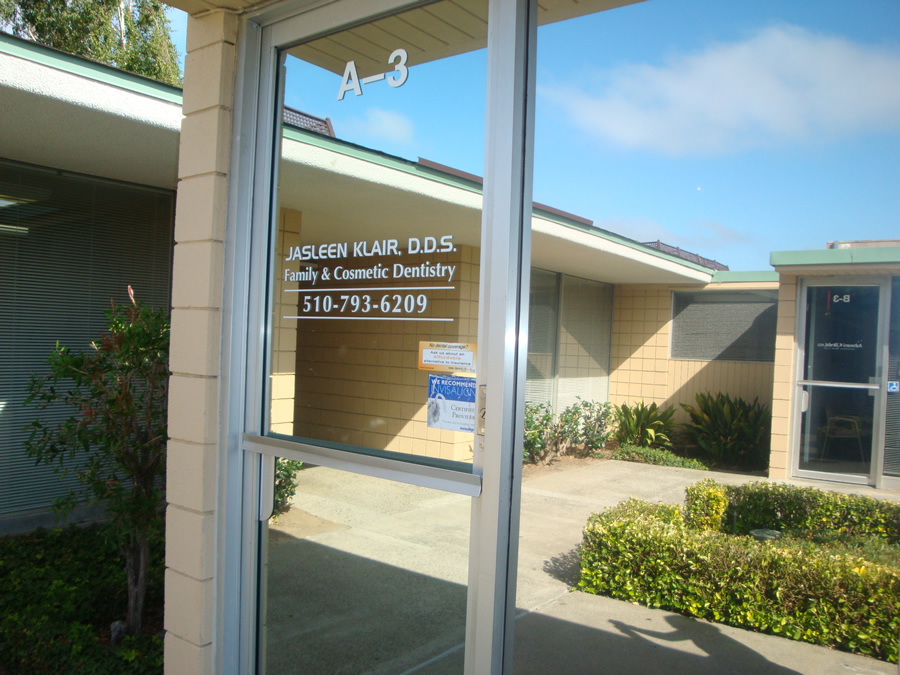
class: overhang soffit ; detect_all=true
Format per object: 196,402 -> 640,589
169,0 -> 641,76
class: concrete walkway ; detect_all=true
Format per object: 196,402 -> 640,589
264,459 -> 896,674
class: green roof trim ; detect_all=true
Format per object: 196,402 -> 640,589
711,270 -> 779,283
770,247 -> 900,267
536,215 -> 715,275
0,32 -> 182,104
283,127 -> 715,277
283,126 -> 485,194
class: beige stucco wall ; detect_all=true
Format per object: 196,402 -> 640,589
609,282 -> 778,423
165,10 -> 236,673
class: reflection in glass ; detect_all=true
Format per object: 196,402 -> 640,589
804,286 -> 879,384
261,467 -> 471,673
524,272 -> 614,412
267,0 -> 488,466
799,386 -> 874,476
558,276 -> 613,409
525,269 -> 560,408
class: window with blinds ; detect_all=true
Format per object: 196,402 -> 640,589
525,269 -> 559,408
557,276 -> 613,410
0,161 -> 174,520
525,270 -> 614,412
671,290 -> 777,362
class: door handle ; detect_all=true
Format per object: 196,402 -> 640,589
868,376 -> 880,397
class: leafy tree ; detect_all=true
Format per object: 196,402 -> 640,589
0,0 -> 180,85
25,287 -> 169,636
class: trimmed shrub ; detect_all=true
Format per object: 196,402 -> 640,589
681,392 -> 771,468
591,497 -> 686,526
613,400 -> 676,448
611,445 -> 709,471
523,402 -> 558,464
0,525 -> 163,673
684,478 -> 728,530
523,399 -> 613,464
580,501 -> 900,662
274,459 -> 304,515
688,480 -> 900,542
564,398 -> 614,453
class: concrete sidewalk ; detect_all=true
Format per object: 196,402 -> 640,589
264,459 -> 896,674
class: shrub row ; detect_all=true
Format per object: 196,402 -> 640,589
612,400 -> 676,449
610,393 -> 772,470
0,525 -> 163,673
685,479 -> 900,543
524,399 -> 613,464
527,392 -> 773,470
580,499 -> 900,662
681,393 -> 770,469
610,444 -> 708,471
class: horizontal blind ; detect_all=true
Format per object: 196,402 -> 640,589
672,290 -> 777,362
557,276 -> 612,411
0,162 -> 173,517
525,269 -> 559,408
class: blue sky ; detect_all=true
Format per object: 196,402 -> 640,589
165,1 -> 900,271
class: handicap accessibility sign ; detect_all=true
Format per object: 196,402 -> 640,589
889,381 -> 900,393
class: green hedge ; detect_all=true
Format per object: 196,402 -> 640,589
685,479 -> 900,542
611,444 -> 709,471
0,525 -> 163,673
580,495 -> 900,662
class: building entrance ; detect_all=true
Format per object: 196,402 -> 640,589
795,280 -> 891,486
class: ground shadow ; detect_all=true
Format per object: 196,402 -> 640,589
264,530 -> 467,675
506,611 -> 802,675
542,547 -> 581,586
264,529 -> 805,675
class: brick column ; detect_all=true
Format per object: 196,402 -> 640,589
768,274 -> 798,478
164,11 -> 238,673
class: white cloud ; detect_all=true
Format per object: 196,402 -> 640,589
342,108 -> 415,146
541,25 -> 900,155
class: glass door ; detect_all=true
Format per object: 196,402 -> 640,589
258,3 -> 489,671
226,0 -> 535,671
795,281 -> 887,484
880,276 -> 900,490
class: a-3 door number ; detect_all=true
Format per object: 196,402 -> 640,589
338,49 -> 409,100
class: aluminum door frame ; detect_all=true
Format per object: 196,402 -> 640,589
217,0 -> 536,672
791,276 -> 891,487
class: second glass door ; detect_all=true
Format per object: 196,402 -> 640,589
797,283 -> 884,483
